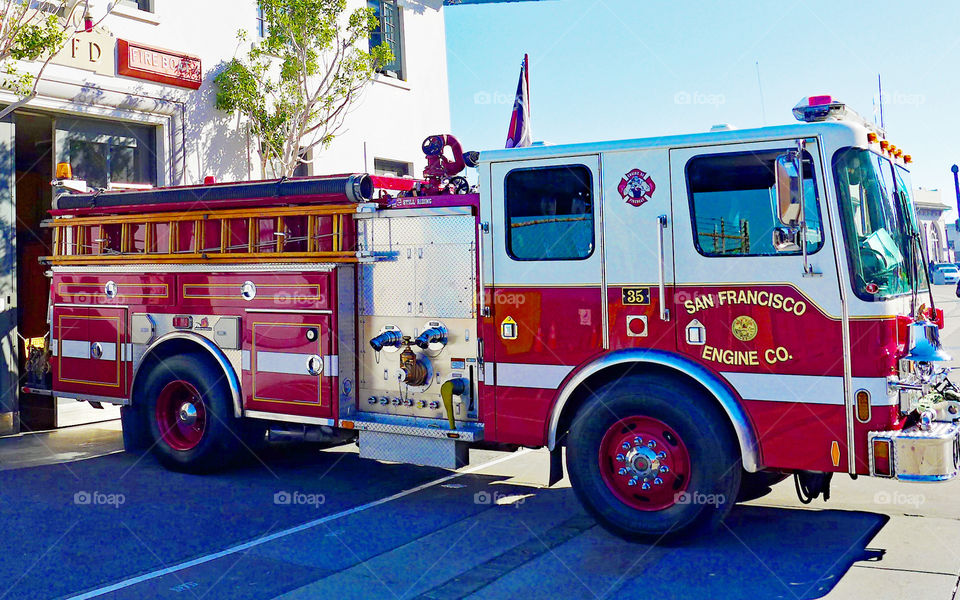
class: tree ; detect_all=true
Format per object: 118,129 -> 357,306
214,0 -> 393,178
0,0 -> 112,120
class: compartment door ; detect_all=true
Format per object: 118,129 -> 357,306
243,312 -> 333,420
53,306 -> 128,398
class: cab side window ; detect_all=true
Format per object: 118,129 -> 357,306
686,150 -> 823,257
504,165 -> 594,261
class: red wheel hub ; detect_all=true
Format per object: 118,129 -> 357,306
598,416 -> 691,511
155,380 -> 207,451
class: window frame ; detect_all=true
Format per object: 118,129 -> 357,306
369,0 -> 405,81
119,0 -> 153,12
503,163 -> 596,263
684,148 -> 826,259
256,6 -> 266,38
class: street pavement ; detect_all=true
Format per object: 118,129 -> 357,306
0,285 -> 959,600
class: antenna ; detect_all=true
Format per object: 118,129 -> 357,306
878,73 -> 885,130
755,61 -> 767,126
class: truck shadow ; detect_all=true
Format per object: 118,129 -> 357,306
0,445 -> 889,600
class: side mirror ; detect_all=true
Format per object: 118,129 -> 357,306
775,152 -> 802,226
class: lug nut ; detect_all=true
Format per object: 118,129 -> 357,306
647,440 -> 657,448
367,396 -> 377,405
653,477 -> 663,486
641,482 -> 652,490
627,478 -> 639,487
616,453 -> 625,462
618,467 -> 628,476
621,442 -> 631,451
657,451 -> 667,459
659,465 -> 669,473
633,437 -> 643,446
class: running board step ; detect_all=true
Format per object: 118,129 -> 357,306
358,430 -> 468,469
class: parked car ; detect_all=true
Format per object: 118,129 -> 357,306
931,264 -> 960,285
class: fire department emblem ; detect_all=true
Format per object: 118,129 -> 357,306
618,169 -> 656,207
731,315 -> 758,342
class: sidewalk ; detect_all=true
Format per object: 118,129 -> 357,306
0,420 -> 124,471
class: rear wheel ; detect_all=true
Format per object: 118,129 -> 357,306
566,375 -> 741,541
142,352 -> 240,473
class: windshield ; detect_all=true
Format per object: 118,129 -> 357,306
892,163 -> 930,293
833,148 -> 915,300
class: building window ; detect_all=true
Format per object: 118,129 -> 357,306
504,165 -> 594,261
55,117 -> 158,190
256,6 -> 266,38
686,150 -> 823,257
373,158 -> 411,178
368,0 -> 404,80
293,148 -> 312,177
119,0 -> 153,12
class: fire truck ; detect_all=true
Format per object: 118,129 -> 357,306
35,95 -> 960,540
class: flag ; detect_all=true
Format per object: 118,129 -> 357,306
505,54 -> 532,149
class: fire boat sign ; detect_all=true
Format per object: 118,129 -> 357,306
618,168 -> 656,207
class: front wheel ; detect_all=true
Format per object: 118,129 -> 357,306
142,353 -> 241,473
566,375 -> 741,541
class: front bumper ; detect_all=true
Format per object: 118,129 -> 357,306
868,422 -> 960,481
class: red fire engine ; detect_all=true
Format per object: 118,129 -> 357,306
35,96 -> 960,540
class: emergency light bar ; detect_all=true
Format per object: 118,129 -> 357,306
792,95 -> 851,122
792,95 -> 884,137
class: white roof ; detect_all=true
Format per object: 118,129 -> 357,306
479,121 -> 864,163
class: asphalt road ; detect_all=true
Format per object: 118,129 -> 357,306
2,285 -> 960,600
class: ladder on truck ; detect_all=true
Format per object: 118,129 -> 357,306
43,203 -> 363,265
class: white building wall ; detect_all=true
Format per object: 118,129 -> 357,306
5,0 -> 450,185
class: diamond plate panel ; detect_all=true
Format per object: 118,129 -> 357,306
358,430 -> 468,469
358,214 -> 476,318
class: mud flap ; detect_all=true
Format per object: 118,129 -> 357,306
120,405 -> 149,452
548,445 -> 564,487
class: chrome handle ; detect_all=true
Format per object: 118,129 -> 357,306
657,214 -> 670,321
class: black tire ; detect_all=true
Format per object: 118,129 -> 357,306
566,375 -> 742,541
141,352 -> 241,473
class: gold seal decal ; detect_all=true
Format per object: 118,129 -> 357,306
731,315 -> 758,342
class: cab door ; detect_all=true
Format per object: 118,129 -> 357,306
669,138 -> 849,472
487,155 -> 603,444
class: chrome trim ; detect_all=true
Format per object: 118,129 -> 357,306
656,215 -> 670,321
815,134 -> 856,474
244,410 -> 335,427
244,308 -> 333,315
546,349 -> 761,472
130,331 -> 243,418
598,155 -> 609,349
58,392 -> 130,406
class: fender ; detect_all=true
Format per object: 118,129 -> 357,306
546,348 -> 761,473
130,331 -> 243,418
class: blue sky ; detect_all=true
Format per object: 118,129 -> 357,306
445,1 -> 960,219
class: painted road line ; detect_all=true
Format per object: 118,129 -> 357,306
65,449 -> 533,600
